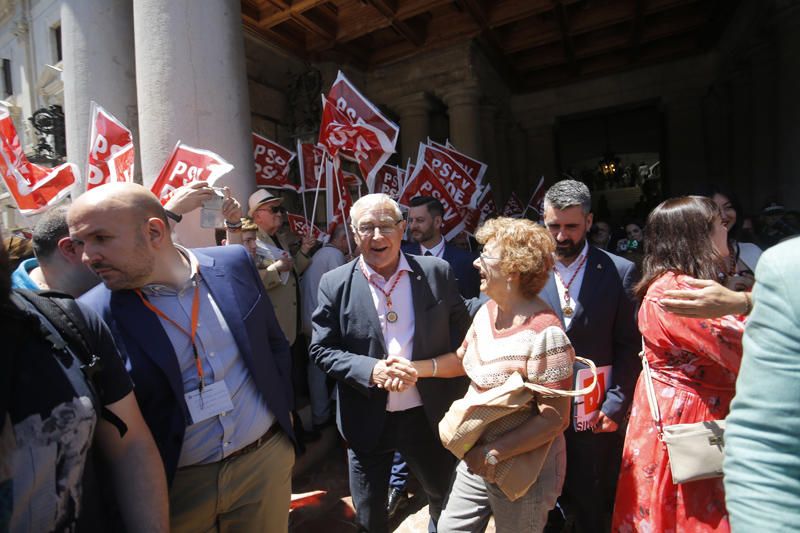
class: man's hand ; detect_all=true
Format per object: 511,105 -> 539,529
269,256 -> 294,273
659,277 -> 748,318
300,234 -> 316,255
371,356 -> 418,392
464,446 -> 497,482
592,411 -> 619,433
221,188 -> 242,224
163,181 -> 214,216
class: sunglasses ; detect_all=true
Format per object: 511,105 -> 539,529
258,204 -> 285,214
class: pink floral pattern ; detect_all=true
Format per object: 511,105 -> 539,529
612,272 -> 745,533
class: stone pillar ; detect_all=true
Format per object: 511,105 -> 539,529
62,0 -> 139,185
480,103 -> 499,198
133,0 -> 253,247
443,85 -> 482,159
394,92 -> 433,162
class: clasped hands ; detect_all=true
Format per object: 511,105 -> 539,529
371,355 -> 418,392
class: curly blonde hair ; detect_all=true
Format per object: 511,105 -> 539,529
475,217 -> 555,299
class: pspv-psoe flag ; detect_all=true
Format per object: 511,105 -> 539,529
253,133 -> 296,190
150,142 -> 234,205
0,106 -> 77,215
370,163 -> 404,198
287,213 -> 325,242
297,142 -> 326,191
418,143 -> 480,208
501,192 -> 525,218
399,162 -> 465,240
434,139 -> 488,185
324,157 -> 354,235
477,184 -> 499,223
523,176 -> 546,221
86,102 -> 134,190
107,143 -> 135,183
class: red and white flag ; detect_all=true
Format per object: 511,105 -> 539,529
370,163 -> 404,198
319,71 -> 398,186
150,142 -> 234,205
418,143 -> 480,208
399,162 -> 465,240
460,206 -> 482,236
297,142 -> 326,191
107,143 -> 135,184
253,133 -> 296,190
477,184 -> 499,223
523,176 -> 546,221
324,157 -> 354,235
286,213 -> 325,242
86,102 -> 134,190
501,192 -> 525,218
437,139 -> 488,185
0,107 -> 76,215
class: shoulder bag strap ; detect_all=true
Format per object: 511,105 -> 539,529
524,356 -> 599,398
638,338 -> 664,438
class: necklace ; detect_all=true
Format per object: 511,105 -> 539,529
554,254 -> 588,317
360,260 -> 406,323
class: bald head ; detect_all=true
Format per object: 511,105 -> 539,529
70,182 -> 169,227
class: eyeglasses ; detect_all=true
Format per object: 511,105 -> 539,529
257,205 -> 284,215
355,220 -> 401,237
478,253 -> 501,266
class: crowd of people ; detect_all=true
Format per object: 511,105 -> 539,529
1,176 -> 798,533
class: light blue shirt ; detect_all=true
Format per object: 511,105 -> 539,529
11,257 -> 40,290
140,247 -> 274,467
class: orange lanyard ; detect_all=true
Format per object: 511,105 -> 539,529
135,281 -> 205,393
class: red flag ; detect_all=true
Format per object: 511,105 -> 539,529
107,143 -> 135,184
399,162 -> 465,240
477,184 -> 499,223
86,102 -> 134,190
320,71 -> 398,186
436,140 -> 488,185
460,206 -> 481,235
418,143 -> 480,208
524,176 -> 546,221
253,133 -> 296,190
342,170 -> 361,190
286,213 -> 325,241
370,163 -> 404,198
324,157 -> 353,235
150,142 -> 234,205
297,142 -> 326,191
501,192 -> 525,218
0,107 -> 76,215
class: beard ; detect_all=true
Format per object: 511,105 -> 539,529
555,236 -> 587,261
412,226 -> 435,244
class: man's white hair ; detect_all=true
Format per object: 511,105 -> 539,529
349,193 -> 402,228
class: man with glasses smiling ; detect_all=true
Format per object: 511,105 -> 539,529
310,193 -> 470,533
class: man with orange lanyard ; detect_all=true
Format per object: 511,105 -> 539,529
539,180 -> 640,533
72,183 -> 295,533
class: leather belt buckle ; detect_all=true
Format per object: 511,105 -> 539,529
228,423 -> 280,460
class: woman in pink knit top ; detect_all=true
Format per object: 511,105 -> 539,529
409,217 -> 575,533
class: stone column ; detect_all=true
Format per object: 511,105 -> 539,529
480,103 -> 499,197
443,85 -> 482,159
62,0 -> 139,185
133,0 -> 253,247
394,92 -> 432,162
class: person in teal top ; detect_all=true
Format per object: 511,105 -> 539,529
11,257 -> 40,290
724,236 -> 800,531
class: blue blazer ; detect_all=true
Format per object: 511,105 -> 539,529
309,253 -> 471,452
402,241 -> 481,299
80,245 -> 294,483
539,245 -> 640,424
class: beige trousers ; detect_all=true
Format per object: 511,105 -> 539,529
169,431 -> 295,533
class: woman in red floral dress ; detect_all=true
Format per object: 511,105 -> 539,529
612,196 -> 749,532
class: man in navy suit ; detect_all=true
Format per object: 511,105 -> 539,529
310,193 -> 470,533
403,195 -> 480,299
71,183 -> 295,533
539,180 -> 639,533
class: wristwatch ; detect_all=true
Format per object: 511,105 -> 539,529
485,448 -> 499,466
165,209 -> 182,223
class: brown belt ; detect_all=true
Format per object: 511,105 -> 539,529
227,423 -> 281,460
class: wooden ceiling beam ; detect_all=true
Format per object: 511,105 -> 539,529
257,0 -> 331,28
366,0 -> 427,47
552,0 -> 576,72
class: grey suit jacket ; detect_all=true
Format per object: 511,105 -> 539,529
309,253 -> 471,452
540,245 -> 640,424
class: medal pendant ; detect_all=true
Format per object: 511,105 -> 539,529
386,310 -> 398,323
563,305 -> 574,317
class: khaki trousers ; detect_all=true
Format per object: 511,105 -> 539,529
169,431 -> 295,533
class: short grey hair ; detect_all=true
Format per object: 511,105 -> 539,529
349,193 -> 402,228
544,179 -> 592,214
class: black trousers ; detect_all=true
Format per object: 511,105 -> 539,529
561,428 -> 623,533
348,407 -> 457,533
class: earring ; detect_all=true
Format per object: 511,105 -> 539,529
507,279 -> 512,291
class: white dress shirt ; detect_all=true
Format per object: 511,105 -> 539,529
360,255 -> 423,412
420,236 -> 446,258
553,241 -> 589,329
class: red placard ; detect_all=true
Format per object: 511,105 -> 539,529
107,143 -> 135,184
418,143 -> 480,208
150,142 -> 234,205
501,192 -> 525,218
253,133 -> 296,190
437,139 -> 488,185
297,142 -> 326,191
370,163 -> 404,198
477,184 -> 499,223
399,162 -> 465,240
86,102 -> 134,190
324,157 -> 354,235
286,213 -> 325,241
0,107 -> 76,215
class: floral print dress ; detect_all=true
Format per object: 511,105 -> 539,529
612,272 -> 745,533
